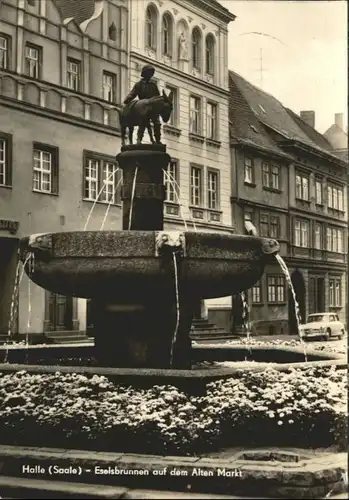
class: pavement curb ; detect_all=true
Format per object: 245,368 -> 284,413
0,445 -> 346,498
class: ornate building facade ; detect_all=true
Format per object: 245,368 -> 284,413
0,0 -> 127,340
128,0 -> 235,316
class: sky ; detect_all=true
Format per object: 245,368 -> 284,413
219,0 -> 347,134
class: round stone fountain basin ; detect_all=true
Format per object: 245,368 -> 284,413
20,231 -> 279,301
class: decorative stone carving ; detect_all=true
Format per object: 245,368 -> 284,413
172,8 -> 178,15
178,32 -> 189,60
205,74 -> 213,84
147,48 -> 156,59
162,55 -> 172,66
214,30 -> 219,37
188,16 -> 193,23
201,23 -> 206,30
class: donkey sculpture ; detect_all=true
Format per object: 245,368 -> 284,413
117,90 -> 173,146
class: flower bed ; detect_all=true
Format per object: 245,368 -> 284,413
228,338 -> 347,356
0,366 -> 346,455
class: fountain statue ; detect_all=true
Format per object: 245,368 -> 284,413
19,78 -> 280,370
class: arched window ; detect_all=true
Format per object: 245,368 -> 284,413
205,34 -> 215,74
192,28 -> 201,70
109,22 -> 117,41
145,6 -> 157,49
162,13 -> 172,56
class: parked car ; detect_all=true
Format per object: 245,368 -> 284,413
299,313 -> 345,341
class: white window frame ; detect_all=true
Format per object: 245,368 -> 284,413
315,180 -> 323,205
295,173 -> 309,201
252,282 -> 262,303
244,157 -> 253,184
314,223 -> 321,249
207,169 -> 219,210
84,156 -> 119,204
206,102 -> 217,140
25,44 -> 40,79
190,165 -> 202,207
145,7 -> 156,49
205,35 -> 214,74
329,277 -> 342,307
0,138 -> 6,186
164,159 -> 178,203
33,149 -> 52,193
267,275 -> 285,303
0,35 -> 8,70
162,14 -> 172,57
190,95 -> 201,134
103,71 -> 116,102
67,59 -> 81,91
192,28 -> 201,70
165,84 -> 177,126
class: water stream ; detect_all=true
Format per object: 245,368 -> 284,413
83,167 -> 120,231
240,290 -> 252,360
163,169 -> 198,232
100,175 -> 123,230
128,166 -> 139,230
275,254 -> 308,362
4,252 -> 34,364
170,252 -> 180,368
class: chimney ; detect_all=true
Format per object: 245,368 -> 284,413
300,110 -> 315,129
335,113 -> 344,130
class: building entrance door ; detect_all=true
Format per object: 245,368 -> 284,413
47,293 -> 73,331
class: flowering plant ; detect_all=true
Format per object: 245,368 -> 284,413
0,366 -> 346,454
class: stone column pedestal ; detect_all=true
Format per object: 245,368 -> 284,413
92,144 -> 193,369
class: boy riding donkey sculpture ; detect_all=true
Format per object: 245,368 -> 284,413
118,65 -> 173,146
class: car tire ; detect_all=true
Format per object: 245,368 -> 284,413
338,329 -> 344,340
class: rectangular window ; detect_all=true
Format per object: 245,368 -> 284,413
271,165 -> 280,189
189,96 -> 201,134
244,157 -> 253,184
0,34 -> 9,70
329,277 -> 342,307
262,162 -> 280,189
190,165 -> 202,207
206,102 -> 217,140
315,180 -> 323,205
103,71 -> 116,103
252,282 -> 262,304
67,58 -> 81,91
207,170 -> 219,210
294,219 -> 309,247
244,210 -> 253,223
260,214 -> 269,237
25,44 -> 41,79
314,223 -> 321,249
295,173 -> 309,201
262,162 -> 270,187
164,159 -> 178,203
32,144 -> 58,194
165,84 -> 178,126
267,275 -> 285,303
0,133 -> 12,187
260,213 -> 280,238
83,153 -> 120,204
327,227 -> 344,253
328,184 -> 344,211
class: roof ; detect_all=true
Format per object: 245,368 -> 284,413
323,124 -> 348,150
54,0 -> 95,25
229,70 -> 343,161
286,109 -> 334,152
228,71 -> 289,159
